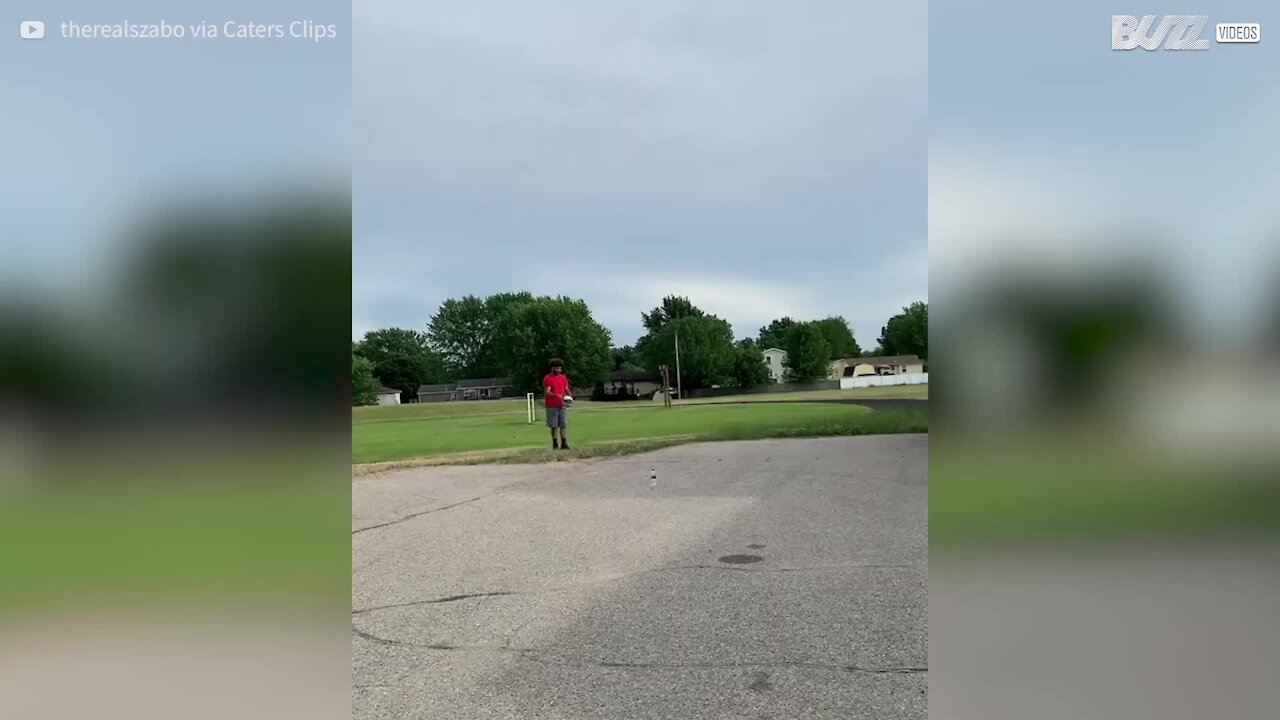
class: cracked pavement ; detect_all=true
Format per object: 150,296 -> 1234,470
353,434 -> 927,719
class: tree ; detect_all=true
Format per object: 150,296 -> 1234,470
636,314 -> 736,390
426,292 -> 535,377
355,327 -> 430,363
427,295 -> 488,374
491,296 -> 613,393
757,317 -> 797,350
782,322 -> 831,382
641,295 -> 705,333
813,316 -> 861,360
352,354 -> 377,406
879,302 -> 928,359
611,345 -> 643,373
484,291 -> 536,328
355,328 -> 446,399
730,340 -> 770,387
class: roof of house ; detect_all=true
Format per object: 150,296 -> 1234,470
457,377 -> 511,388
838,354 -> 922,366
761,347 -> 787,354
609,370 -> 660,382
373,385 -> 399,395
417,378 -> 512,393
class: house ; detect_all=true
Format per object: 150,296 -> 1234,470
829,355 -> 924,379
416,378 -> 512,402
602,370 -> 663,399
761,347 -> 788,383
373,385 -> 401,406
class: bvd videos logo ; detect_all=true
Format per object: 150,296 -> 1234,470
1112,15 -> 1260,50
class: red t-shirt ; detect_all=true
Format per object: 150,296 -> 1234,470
544,373 -> 570,408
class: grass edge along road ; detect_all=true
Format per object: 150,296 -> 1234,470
353,388 -> 928,472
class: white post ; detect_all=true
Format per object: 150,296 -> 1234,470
526,393 -> 535,423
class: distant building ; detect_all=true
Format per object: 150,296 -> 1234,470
829,355 -> 924,379
417,378 -> 512,402
373,385 -> 402,406
602,370 -> 663,399
761,347 -> 788,383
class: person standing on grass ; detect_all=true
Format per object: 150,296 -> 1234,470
544,358 -> 572,450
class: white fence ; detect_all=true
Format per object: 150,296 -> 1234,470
839,372 -> 928,390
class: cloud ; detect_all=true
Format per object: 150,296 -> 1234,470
354,1 -> 928,348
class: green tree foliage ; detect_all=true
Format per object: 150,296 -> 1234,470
352,354 -> 378,406
757,317 -> 797,350
355,328 -> 446,398
782,322 -> 832,382
730,340 -> 770,387
610,345 -> 644,373
878,301 -> 928,359
760,316 -> 859,360
641,295 -> 705,333
484,291 -> 537,329
491,296 -> 612,393
427,295 -> 487,374
813,316 -> 861,360
427,292 -> 535,377
636,314 -> 736,390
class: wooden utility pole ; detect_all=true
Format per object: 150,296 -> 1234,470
674,330 -> 683,405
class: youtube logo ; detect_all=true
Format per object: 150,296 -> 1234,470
20,20 -> 45,39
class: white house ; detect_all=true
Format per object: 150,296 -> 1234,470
374,385 -> 401,406
829,354 -> 925,379
761,347 -> 788,383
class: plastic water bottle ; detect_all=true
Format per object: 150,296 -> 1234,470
650,468 -> 657,490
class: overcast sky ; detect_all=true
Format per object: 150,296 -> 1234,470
353,1 -> 927,347
930,0 -> 1279,346
2,0 -> 348,302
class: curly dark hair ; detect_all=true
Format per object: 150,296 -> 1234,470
549,357 -> 565,369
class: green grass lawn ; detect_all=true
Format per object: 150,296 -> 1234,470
352,384 -> 927,426
930,435 -> 1280,549
685,385 -> 928,403
1,452 -> 349,617
353,391 -> 927,465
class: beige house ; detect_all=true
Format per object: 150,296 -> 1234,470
373,385 -> 402,406
603,370 -> 663,399
829,354 -> 924,379
761,347 -> 788,383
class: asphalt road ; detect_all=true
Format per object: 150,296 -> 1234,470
353,434 -> 928,719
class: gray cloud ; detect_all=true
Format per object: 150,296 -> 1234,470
354,1 -> 927,345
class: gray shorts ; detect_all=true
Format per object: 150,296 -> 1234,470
545,406 -> 568,429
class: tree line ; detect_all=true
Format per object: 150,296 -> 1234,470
352,293 -> 926,406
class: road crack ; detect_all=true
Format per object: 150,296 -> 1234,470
353,591 -> 518,615
352,627 -> 925,675
352,491 -> 501,535
352,562 -> 923,614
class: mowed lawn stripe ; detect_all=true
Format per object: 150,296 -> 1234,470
352,402 -> 878,464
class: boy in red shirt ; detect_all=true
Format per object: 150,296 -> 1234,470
543,358 -> 572,450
